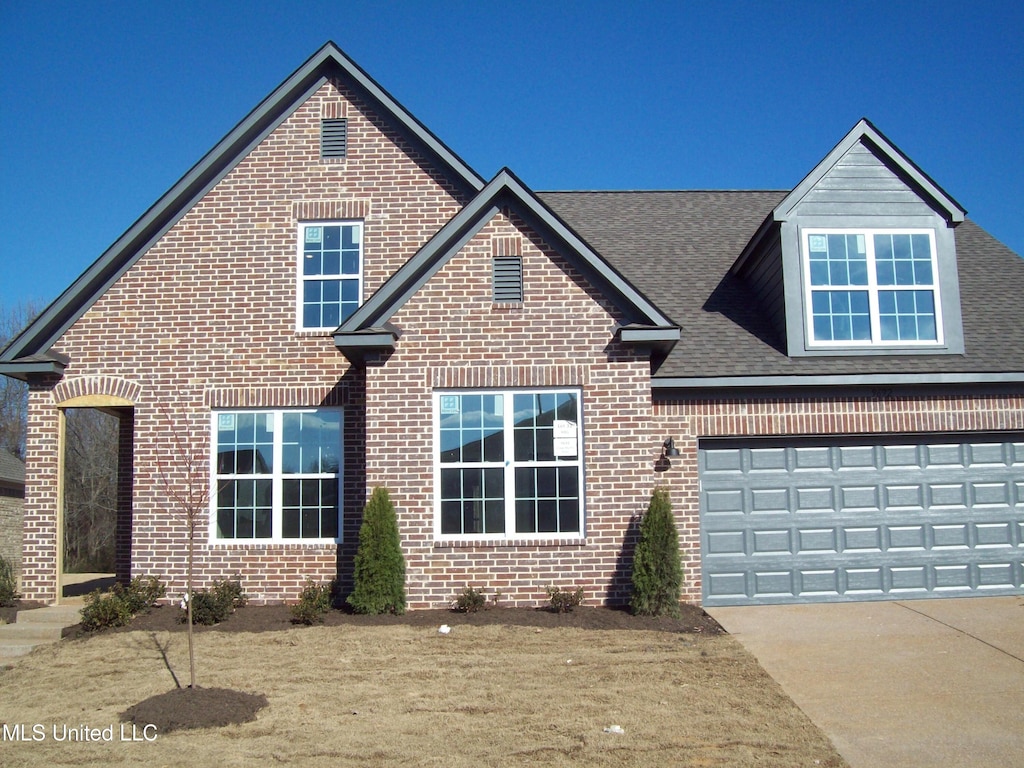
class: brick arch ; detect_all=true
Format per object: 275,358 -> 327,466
53,375 -> 142,407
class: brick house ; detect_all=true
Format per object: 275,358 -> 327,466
1,42 -> 1021,608
0,451 -> 25,585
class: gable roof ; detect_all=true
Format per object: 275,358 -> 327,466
334,168 -> 680,362
0,41 -> 484,376
777,118 -> 966,224
734,119 -> 967,274
0,451 -> 25,488
541,191 -> 1024,386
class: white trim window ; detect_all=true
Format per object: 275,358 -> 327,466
212,409 -> 342,542
435,389 -> 583,540
298,221 -> 362,330
803,229 -> 942,346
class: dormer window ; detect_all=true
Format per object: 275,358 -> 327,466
803,229 -> 942,347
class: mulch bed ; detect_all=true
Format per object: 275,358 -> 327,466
121,687 -> 269,733
107,601 -> 725,636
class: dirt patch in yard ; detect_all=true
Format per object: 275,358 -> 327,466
2,605 -> 848,767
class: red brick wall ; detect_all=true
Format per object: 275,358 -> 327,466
653,391 -> 1024,602
363,210 -> 661,609
21,78 -> 468,603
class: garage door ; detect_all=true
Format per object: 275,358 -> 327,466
700,433 -> 1024,605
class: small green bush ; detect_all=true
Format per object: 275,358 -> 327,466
80,576 -> 166,631
184,578 -> 247,625
0,555 -> 19,607
453,586 -> 486,613
546,586 -> 584,613
630,488 -> 682,618
81,591 -> 134,631
291,580 -> 334,625
347,488 -> 406,615
118,575 -> 166,615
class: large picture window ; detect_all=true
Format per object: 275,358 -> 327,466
803,229 -> 942,347
435,390 -> 583,540
213,409 -> 342,542
298,222 -> 362,330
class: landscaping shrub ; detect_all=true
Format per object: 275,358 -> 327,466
0,555 -> 18,607
118,575 -> 166,615
546,586 -> 584,613
453,585 -> 503,613
184,578 -> 246,626
291,580 -> 334,625
80,575 -> 166,631
630,488 -> 682,617
347,487 -> 406,615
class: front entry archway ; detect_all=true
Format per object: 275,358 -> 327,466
55,393 -> 135,604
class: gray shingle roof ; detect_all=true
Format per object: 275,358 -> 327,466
0,451 -> 24,487
539,191 -> 1024,380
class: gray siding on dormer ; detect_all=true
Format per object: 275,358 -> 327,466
742,233 -> 787,344
793,143 -> 938,221
781,138 -> 966,358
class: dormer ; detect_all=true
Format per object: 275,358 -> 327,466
732,119 -> 967,357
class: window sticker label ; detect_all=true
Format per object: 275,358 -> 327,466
218,413 -> 235,431
440,395 -> 460,415
553,420 -> 577,439
554,437 -> 578,457
350,226 -> 361,244
809,235 -> 827,252
305,226 -> 323,244
265,414 -> 274,433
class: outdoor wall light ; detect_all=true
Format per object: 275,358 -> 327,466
662,437 -> 681,457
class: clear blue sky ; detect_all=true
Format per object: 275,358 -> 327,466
1,1 -> 1022,313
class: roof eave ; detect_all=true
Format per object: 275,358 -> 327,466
652,371 -> 1024,390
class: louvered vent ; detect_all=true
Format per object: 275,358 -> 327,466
492,256 -> 523,302
320,118 -> 347,158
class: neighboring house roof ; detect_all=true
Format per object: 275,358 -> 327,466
0,41 -> 484,375
0,451 -> 25,488
540,191 -> 1024,385
334,168 -> 680,362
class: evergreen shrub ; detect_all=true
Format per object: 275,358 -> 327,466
630,488 -> 682,617
347,487 -> 406,615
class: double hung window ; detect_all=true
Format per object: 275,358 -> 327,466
213,409 -> 342,542
804,229 -> 941,346
436,390 -> 583,539
299,222 -> 362,330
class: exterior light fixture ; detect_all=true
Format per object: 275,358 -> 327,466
662,437 -> 680,457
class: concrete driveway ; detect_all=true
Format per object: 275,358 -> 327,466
708,597 -> 1024,768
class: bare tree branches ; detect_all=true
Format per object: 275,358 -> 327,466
157,405 -> 210,690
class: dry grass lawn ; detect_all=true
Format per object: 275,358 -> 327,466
0,623 -> 848,767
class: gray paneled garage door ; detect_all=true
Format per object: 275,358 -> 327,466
700,433 -> 1024,605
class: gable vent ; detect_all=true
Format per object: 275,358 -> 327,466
320,118 -> 347,158
492,256 -> 523,302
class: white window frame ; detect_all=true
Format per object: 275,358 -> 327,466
210,408 -> 343,544
433,389 -> 585,542
296,221 -> 363,332
802,228 -> 943,348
